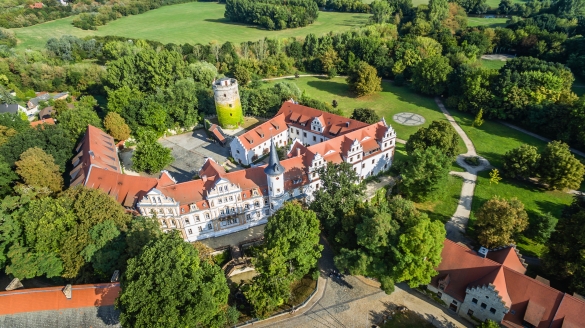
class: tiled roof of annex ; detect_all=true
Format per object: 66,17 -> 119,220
432,240 -> 578,328
236,102 -> 370,151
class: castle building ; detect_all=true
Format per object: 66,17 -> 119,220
428,240 -> 585,328
212,77 -> 243,129
71,102 -> 396,242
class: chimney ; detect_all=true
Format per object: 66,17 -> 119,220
345,122 -> 350,127
478,247 -> 488,258
63,284 -> 72,299
111,270 -> 120,282
202,175 -> 207,182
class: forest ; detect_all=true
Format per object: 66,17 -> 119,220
224,0 -> 320,30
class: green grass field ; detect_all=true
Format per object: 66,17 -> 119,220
480,59 -> 506,70
264,77 -> 453,141
12,2 -> 370,50
449,109 -> 581,257
467,17 -> 510,27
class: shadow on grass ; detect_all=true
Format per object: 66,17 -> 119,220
306,79 -> 353,97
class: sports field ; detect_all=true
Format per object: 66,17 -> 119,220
12,2 -> 370,50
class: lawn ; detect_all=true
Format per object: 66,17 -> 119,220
12,2 -> 370,50
467,17 -> 510,28
264,77 -> 453,141
480,59 -> 506,70
468,170 -> 573,257
448,109 -> 580,256
416,175 -> 464,223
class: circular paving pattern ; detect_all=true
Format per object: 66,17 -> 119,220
392,112 -> 426,126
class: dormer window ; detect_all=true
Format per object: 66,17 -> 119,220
203,203 -> 207,207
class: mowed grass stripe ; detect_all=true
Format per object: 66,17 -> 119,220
12,2 -> 370,50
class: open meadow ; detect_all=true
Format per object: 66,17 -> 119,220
12,2 -> 370,50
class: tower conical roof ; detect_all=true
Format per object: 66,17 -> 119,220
264,138 -> 284,176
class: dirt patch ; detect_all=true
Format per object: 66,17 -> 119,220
481,54 -> 515,61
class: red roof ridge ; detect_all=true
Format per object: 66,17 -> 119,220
502,266 -> 566,293
443,239 -> 509,268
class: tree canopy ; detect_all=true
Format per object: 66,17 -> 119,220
347,61 -> 382,97
475,196 -> 529,248
104,112 -> 131,141
15,147 -> 63,196
538,141 -> 584,190
400,146 -> 450,201
350,108 -> 379,124
405,120 -> 460,158
131,130 -> 174,173
117,231 -> 231,328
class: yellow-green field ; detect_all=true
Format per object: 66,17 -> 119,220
12,2 -> 370,50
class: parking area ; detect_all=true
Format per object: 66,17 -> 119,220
159,130 -> 231,182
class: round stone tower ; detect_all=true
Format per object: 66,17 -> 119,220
212,77 -> 243,129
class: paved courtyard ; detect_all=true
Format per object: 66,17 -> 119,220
159,130 -> 230,182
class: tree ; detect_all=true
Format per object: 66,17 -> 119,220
475,196 -> 529,248
393,216 -> 445,287
498,0 -> 513,14
347,61 -> 382,97
479,320 -> 501,328
132,130 -> 173,173
527,212 -> 558,244
309,162 -> 365,249
117,232 -> 231,327
263,201 -> 323,281
0,156 -> 16,196
400,147 -> 450,201
15,147 -> 63,195
350,108 -> 379,124
412,56 -> 453,96
472,108 -> 484,127
555,0 -> 585,16
58,107 -> 102,141
189,61 -> 218,84
489,168 -> 502,185
502,144 -> 540,180
429,0 -> 449,28
233,64 -> 251,85
0,126 -> 17,146
53,99 -> 69,117
370,0 -> 393,24
104,112 -> 131,141
538,141 -> 585,190
543,195 -> 585,294
405,120 -> 459,158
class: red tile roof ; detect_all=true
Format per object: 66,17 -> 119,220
0,283 -> 119,315
70,125 -> 121,186
30,118 -> 55,127
487,246 -> 527,274
434,240 -> 572,328
209,124 -> 227,144
550,294 -> 585,328
239,114 -> 288,149
84,167 -> 159,207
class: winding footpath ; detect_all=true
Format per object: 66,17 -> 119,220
433,97 -> 491,244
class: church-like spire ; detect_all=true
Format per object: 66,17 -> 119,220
264,138 -> 284,176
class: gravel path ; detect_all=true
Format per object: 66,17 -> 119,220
434,98 -> 491,244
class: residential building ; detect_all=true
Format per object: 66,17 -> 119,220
428,240 -> 585,328
30,118 -> 55,127
26,92 -> 69,119
0,104 -> 27,115
73,102 -> 396,241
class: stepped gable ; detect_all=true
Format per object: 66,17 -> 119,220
468,266 -> 512,308
487,245 -> 527,274
70,125 -> 121,187
277,102 -> 369,137
430,240 -> 501,302
238,113 -> 287,149
550,294 -> 585,328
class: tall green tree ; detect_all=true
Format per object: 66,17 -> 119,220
347,61 -> 382,97
475,196 -> 529,248
428,0 -> 449,28
527,212 -> 558,244
400,146 -> 450,201
132,130 -> 174,173
263,201 -> 323,280
309,162 -> 364,250
405,120 -> 459,158
538,141 -> 584,190
392,216 -> 445,287
104,112 -> 131,141
412,56 -> 453,96
15,147 -> 63,196
58,107 -> 102,141
370,0 -> 393,24
117,231 -> 231,327
350,108 -> 379,124
543,195 -> 585,294
502,144 -> 540,180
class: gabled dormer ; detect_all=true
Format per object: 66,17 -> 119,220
348,139 -> 363,156
311,116 -> 324,133
380,124 -> 396,151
